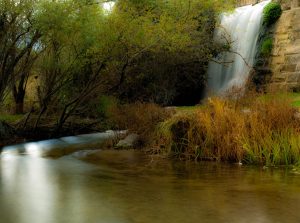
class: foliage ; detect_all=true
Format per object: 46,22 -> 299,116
106,0 -> 235,105
0,0 -> 236,132
154,94 -> 300,166
260,38 -> 273,56
92,95 -> 119,118
0,0 -> 41,107
0,114 -> 23,123
263,2 -> 282,26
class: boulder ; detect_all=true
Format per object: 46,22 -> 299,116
115,133 -> 139,148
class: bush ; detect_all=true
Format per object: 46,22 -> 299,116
97,96 -> 119,118
107,102 -> 173,145
263,2 -> 282,26
260,38 -> 273,56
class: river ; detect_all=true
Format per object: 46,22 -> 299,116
1,149 -> 300,223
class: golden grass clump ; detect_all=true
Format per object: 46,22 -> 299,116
155,94 -> 300,166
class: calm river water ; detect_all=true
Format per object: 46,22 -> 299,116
1,150 -> 300,223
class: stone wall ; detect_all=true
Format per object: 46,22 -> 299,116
237,0 -> 299,8
268,7 -> 300,91
236,0 -> 264,7
234,0 -> 300,91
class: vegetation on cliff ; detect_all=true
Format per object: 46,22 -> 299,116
260,38 -> 273,57
263,2 -> 282,26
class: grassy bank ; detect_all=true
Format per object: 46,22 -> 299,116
3,92 -> 300,167
151,94 -> 300,166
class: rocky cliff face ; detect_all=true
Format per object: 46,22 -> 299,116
268,4 -> 300,91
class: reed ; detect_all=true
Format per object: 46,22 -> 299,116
155,94 -> 300,166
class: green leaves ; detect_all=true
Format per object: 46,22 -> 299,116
260,38 -> 273,57
263,2 -> 282,26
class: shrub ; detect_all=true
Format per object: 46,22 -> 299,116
107,102 -> 173,145
97,96 -> 119,118
263,2 -> 282,26
260,38 -> 273,56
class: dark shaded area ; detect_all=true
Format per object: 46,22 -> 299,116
111,9 -> 216,106
114,52 -> 208,106
251,21 -> 275,91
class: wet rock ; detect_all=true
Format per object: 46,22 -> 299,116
115,133 -> 139,148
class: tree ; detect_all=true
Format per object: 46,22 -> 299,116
19,0 -> 236,133
105,0 -> 235,105
0,0 -> 41,113
32,0 -> 112,132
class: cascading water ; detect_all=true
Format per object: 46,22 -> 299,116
207,0 -> 270,94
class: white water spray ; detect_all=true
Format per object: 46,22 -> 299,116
207,0 -> 270,94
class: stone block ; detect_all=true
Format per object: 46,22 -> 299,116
275,19 -> 291,33
292,8 -> 300,17
287,72 -> 300,82
292,23 -> 300,32
276,12 -> 292,27
285,54 -> 300,63
271,56 -> 285,65
272,73 -> 287,82
292,39 -> 300,46
287,83 -> 300,90
281,3 -> 291,11
268,83 -> 288,92
270,64 -> 283,73
281,64 -> 297,72
275,41 -> 289,47
274,34 -> 289,41
285,45 -> 300,54
290,30 -> 300,41
291,0 -> 299,8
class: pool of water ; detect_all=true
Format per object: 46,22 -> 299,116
1,150 -> 300,223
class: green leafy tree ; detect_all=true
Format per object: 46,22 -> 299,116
6,0 -> 235,132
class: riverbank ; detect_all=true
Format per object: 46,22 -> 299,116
0,115 -> 110,148
152,93 -> 300,166
2,92 -> 300,167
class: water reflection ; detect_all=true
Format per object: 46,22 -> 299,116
1,152 -> 300,223
1,131 -> 123,158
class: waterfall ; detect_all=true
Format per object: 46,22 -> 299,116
207,0 -> 270,94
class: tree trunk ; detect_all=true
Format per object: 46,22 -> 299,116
13,86 -> 25,114
13,72 -> 27,114
15,101 -> 24,114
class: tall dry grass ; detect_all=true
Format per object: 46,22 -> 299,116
155,94 -> 300,165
